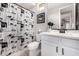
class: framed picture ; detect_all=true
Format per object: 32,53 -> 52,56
37,12 -> 45,24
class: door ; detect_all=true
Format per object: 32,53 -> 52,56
41,40 -> 58,56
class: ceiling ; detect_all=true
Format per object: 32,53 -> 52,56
17,3 -> 72,10
47,3 -> 72,10
17,3 -> 35,10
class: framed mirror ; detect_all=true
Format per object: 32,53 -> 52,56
47,3 -> 75,30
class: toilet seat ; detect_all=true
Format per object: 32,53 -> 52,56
27,34 -> 41,56
27,41 -> 40,50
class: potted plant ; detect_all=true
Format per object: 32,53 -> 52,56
48,22 -> 54,29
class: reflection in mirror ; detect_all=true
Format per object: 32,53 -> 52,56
61,11 -> 72,29
60,4 -> 75,30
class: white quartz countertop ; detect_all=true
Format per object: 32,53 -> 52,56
40,30 -> 79,39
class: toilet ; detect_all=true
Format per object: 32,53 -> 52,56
27,34 -> 41,56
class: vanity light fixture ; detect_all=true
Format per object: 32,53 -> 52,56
39,3 -> 46,11
32,3 -> 46,11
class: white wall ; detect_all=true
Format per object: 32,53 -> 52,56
31,3 -> 77,35
47,8 -> 60,29
30,5 -> 48,35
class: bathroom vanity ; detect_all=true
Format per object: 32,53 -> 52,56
40,3 -> 79,56
40,31 -> 79,56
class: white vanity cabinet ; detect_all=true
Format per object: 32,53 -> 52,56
41,35 -> 61,56
61,46 -> 79,56
41,41 -> 58,56
41,34 -> 79,56
61,38 -> 79,56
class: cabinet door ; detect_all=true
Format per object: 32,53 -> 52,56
61,46 -> 79,56
62,38 -> 79,56
41,40 -> 58,56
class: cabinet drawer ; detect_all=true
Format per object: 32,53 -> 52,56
62,39 -> 79,49
63,46 -> 79,56
42,40 -> 57,46
41,35 -> 59,44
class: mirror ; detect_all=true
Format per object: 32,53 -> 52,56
47,3 -> 75,30
60,4 -> 75,30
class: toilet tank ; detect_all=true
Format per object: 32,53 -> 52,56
36,34 -> 41,42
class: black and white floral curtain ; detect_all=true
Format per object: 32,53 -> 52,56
0,3 -> 34,56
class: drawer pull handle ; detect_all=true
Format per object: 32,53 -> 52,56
56,46 -> 58,53
62,48 -> 64,55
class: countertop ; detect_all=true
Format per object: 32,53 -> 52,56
40,30 -> 79,40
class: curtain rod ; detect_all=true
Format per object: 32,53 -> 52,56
14,3 -> 35,14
